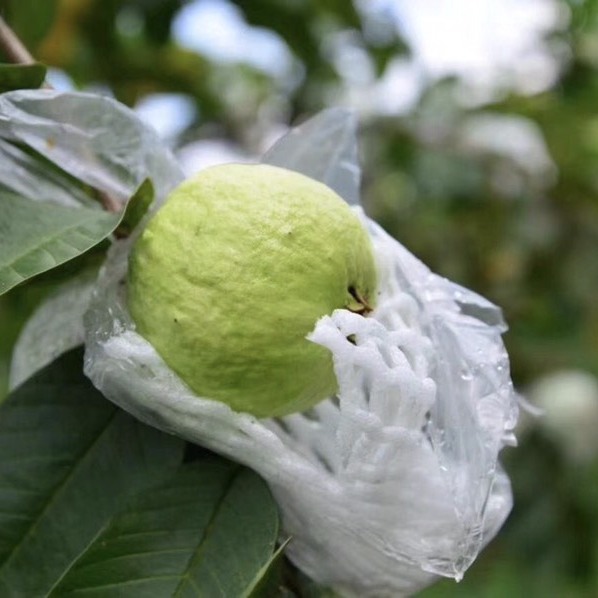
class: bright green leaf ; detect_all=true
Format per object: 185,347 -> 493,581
0,192 -> 119,295
0,63 -> 46,92
0,176 -> 154,296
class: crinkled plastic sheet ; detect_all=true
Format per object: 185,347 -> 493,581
0,89 -> 184,205
6,95 -> 518,596
262,108 -> 362,206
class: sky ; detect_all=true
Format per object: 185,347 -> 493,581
392,0 -> 564,94
172,0 -> 564,94
171,0 -> 564,83
172,0 -> 295,78
128,0 -> 565,142
46,0 -> 565,138
142,0 -> 563,174
42,0 -> 569,173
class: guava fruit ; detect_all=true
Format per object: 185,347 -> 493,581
127,163 -> 377,417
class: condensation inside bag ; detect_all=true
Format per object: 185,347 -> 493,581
2,92 -> 519,596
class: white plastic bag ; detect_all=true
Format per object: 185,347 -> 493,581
6,92 -> 518,596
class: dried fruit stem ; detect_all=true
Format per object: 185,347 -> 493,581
348,285 -> 373,315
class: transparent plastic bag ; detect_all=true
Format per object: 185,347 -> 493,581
6,92 -> 518,596
0,89 -> 184,205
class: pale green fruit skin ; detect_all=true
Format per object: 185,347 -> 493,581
127,163 -> 377,418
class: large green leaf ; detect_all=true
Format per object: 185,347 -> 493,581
0,348 -> 282,596
0,348 -> 185,595
0,177 -> 153,295
0,63 -> 46,92
52,459 -> 281,597
0,192 -> 119,295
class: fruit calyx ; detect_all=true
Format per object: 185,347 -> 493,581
346,285 -> 374,316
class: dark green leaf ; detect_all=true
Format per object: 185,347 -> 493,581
0,63 -> 46,92
52,458 -> 280,597
0,348 -> 185,595
277,557 -> 340,598
116,177 -> 154,238
247,537 -> 291,598
0,192 -> 120,295
0,348 -> 281,595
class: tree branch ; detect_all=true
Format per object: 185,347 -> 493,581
97,189 -> 122,213
0,16 -> 35,64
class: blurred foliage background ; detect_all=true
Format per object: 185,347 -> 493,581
1,0 -> 598,595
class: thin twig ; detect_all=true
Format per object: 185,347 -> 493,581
0,16 -> 35,64
97,189 -> 122,213
0,15 -> 123,214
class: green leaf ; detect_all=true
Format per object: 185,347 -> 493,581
116,177 -> 154,238
0,191 -> 120,295
0,63 -> 46,92
246,537 -> 291,598
0,347 -> 185,596
52,459 -> 281,596
0,348 -> 281,595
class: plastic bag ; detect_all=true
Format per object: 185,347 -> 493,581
6,92 -> 518,596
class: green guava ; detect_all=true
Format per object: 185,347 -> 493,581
127,163 -> 377,417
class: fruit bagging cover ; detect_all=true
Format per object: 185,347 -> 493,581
4,92 -> 519,597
